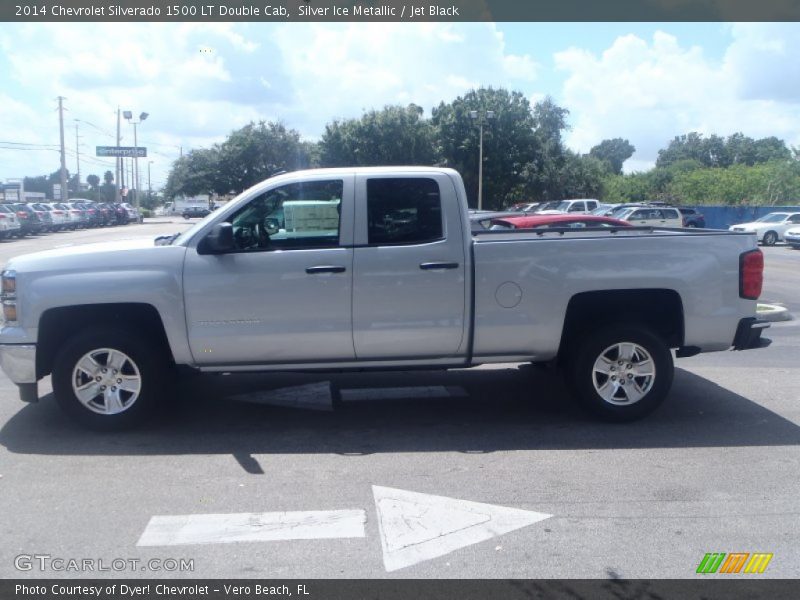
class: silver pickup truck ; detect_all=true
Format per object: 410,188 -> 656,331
0,167 -> 769,429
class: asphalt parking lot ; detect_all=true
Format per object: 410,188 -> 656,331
0,223 -> 798,579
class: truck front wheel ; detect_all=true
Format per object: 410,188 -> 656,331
52,327 -> 167,430
565,325 -> 673,421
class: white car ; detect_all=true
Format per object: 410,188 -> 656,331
0,204 -> 22,238
537,198 -> 600,215
729,212 -> 800,246
785,226 -> 800,249
616,206 -> 683,227
36,203 -> 68,231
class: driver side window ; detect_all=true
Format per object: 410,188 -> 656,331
227,180 -> 343,251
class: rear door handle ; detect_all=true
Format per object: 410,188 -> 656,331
305,265 -> 346,274
420,262 -> 459,270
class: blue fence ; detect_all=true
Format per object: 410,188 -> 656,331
692,205 -> 800,229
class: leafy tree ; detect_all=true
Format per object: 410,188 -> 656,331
86,174 -> 100,189
103,170 -> 114,185
657,132 -> 790,169
217,121 -> 310,193
320,104 -> 437,167
432,87 -> 538,209
590,138 -> 635,175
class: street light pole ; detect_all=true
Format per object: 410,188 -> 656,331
469,110 -> 495,211
123,110 -> 148,210
148,160 -> 153,205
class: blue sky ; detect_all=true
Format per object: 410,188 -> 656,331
1,22 -> 798,191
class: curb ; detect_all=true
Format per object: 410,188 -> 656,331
756,303 -> 793,322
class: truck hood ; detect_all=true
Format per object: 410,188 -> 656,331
6,236 -> 184,273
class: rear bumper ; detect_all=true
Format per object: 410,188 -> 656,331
732,318 -> 771,350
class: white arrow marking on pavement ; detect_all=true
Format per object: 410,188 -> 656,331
372,486 -> 552,572
136,510 -> 365,547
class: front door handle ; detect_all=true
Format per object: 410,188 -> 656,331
420,262 -> 459,270
305,265 -> 346,274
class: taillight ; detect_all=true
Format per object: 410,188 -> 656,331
740,249 -> 763,300
0,214 -> 6,219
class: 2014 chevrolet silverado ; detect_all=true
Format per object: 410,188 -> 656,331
0,167 -> 769,429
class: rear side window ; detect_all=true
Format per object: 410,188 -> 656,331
367,178 -> 442,245
662,209 -> 680,219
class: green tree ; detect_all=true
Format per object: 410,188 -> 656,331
320,104 -> 437,167
217,121 -> 310,193
432,87 -> 538,209
589,138 -> 636,175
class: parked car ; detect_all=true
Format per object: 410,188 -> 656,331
11,204 -> 44,235
121,203 -> 141,223
615,206 -> 683,228
94,203 -> 117,226
0,167 -> 769,429
678,208 -> 706,228
26,203 -> 54,231
182,206 -> 211,219
47,203 -> 78,230
0,204 -> 22,239
509,202 -> 540,212
487,214 -> 631,230
537,199 -> 600,215
61,201 -> 89,228
110,203 -> 129,225
41,203 -> 72,231
75,202 -> 104,227
785,227 -> 800,249
469,210 -> 525,232
729,212 -> 800,246
44,203 -> 70,231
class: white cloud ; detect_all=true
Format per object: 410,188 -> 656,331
0,22 -> 539,186
555,25 -> 800,173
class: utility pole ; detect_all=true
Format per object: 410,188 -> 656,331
147,160 -> 153,206
116,107 -> 122,202
74,121 -> 81,190
58,96 -> 68,201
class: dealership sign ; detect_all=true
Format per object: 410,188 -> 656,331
96,146 -> 147,158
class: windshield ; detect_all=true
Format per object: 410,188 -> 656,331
536,201 -> 561,212
755,213 -> 788,223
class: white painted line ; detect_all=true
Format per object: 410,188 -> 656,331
340,386 -> 467,402
373,486 -> 551,572
228,382 -> 333,411
137,510 -> 366,547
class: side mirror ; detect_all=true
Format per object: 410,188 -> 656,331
198,222 -> 234,255
264,218 -> 280,236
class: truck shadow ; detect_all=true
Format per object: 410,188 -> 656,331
2,366 -> 799,458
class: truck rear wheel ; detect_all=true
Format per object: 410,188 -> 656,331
564,325 -> 673,421
52,327 -> 167,430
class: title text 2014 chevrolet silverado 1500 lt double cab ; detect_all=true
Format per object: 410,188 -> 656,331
0,167 -> 769,429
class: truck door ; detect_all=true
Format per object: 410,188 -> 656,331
183,176 -> 356,365
352,173 -> 467,359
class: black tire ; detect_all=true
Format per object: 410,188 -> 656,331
52,327 -> 169,430
762,231 -> 778,246
564,324 -> 673,421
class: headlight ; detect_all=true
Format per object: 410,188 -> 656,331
1,270 -> 16,294
1,270 -> 17,324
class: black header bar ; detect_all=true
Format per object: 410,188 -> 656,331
4,0 -> 800,22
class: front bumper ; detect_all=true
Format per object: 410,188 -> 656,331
0,344 -> 36,383
732,318 -> 771,350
